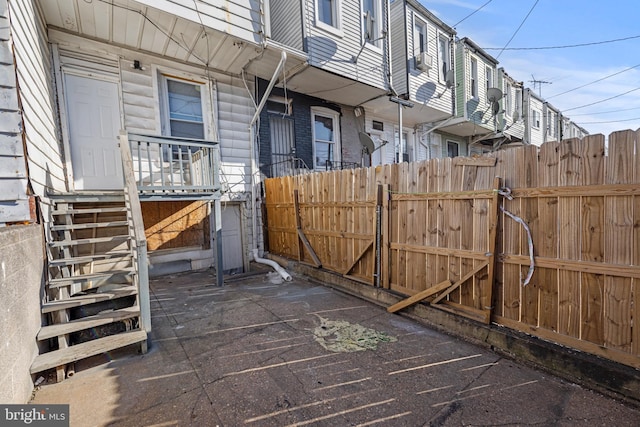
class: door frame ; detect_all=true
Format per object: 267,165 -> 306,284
53,45 -> 125,192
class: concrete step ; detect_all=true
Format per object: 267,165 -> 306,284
37,306 -> 141,341
41,286 -> 138,314
30,329 -> 147,375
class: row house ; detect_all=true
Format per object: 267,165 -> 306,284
1,0 -> 312,401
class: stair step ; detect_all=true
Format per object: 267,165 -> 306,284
49,235 -> 131,248
30,329 -> 147,374
48,252 -> 133,267
51,207 -> 127,216
48,269 -> 135,288
41,286 -> 138,313
50,220 -> 129,231
38,306 -> 141,341
47,192 -> 125,203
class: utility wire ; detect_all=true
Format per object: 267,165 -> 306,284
495,0 -> 539,59
570,105 -> 640,116
547,63 -> 640,99
449,0 -> 494,28
577,116 -> 640,125
563,86 -> 640,112
483,34 -> 640,51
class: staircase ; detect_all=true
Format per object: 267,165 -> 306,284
31,191 -> 148,381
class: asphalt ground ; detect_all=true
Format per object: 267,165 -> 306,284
32,269 -> 640,426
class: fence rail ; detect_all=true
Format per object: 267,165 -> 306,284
264,129 -> 640,369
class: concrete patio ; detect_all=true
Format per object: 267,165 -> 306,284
32,269 -> 640,426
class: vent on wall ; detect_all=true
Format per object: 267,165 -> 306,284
415,52 -> 432,72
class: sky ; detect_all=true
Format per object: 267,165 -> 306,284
420,0 -> 640,138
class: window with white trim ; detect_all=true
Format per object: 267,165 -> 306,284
395,130 -> 408,163
160,75 -> 207,139
515,88 -> 523,118
505,83 -> 512,118
532,109 -> 540,129
470,58 -> 478,99
362,0 -> 380,46
312,108 -> 340,170
486,67 -> 492,91
414,18 -> 427,55
447,141 -> 459,158
316,0 -> 340,31
438,35 -> 450,81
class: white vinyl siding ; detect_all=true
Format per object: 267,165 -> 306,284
270,0 -> 304,50
399,4 -> 454,118
389,0 -> 407,93
133,0 -> 265,45
303,0 -> 387,90
9,0 -> 65,206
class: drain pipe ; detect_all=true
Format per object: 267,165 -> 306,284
248,51 -> 292,281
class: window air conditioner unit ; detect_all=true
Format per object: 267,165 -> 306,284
415,52 -> 432,72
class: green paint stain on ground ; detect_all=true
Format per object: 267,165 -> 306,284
313,317 -> 397,353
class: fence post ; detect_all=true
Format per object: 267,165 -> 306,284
381,184 -> 390,289
486,176 -> 502,321
374,184 -> 383,287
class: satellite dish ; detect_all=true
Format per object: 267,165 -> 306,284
487,87 -> 503,103
445,70 -> 455,88
359,132 -> 376,154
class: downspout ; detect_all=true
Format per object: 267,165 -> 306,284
249,50 -> 292,281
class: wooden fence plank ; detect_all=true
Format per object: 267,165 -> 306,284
604,276 -> 632,353
581,272 -> 604,345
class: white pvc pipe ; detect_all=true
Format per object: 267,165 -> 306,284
253,249 -> 292,281
248,51 -> 292,282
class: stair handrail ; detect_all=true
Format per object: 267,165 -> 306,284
118,131 -> 151,334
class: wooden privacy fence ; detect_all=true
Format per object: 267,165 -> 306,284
263,129 -> 640,369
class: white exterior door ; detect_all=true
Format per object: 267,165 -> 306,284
221,204 -> 244,274
65,74 -> 123,190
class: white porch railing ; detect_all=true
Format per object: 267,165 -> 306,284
125,133 -> 221,195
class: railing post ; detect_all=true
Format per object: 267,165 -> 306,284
118,131 -> 151,333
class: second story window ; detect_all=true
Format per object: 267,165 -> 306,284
162,76 -> 206,139
505,83 -> 512,117
532,109 -> 540,129
414,19 -> 427,54
486,67 -> 493,91
362,0 -> 380,45
438,36 -> 450,81
470,58 -> 478,99
318,0 -> 339,29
